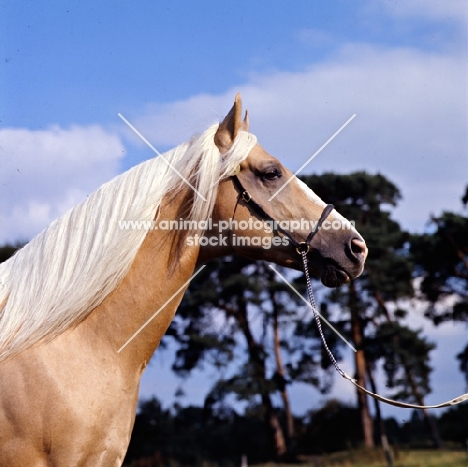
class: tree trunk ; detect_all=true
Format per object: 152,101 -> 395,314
236,300 -> 287,458
349,282 -> 374,448
374,290 -> 443,449
271,292 -> 295,445
367,364 -> 394,466
402,363 -> 443,449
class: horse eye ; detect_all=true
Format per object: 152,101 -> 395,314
263,169 -> 281,180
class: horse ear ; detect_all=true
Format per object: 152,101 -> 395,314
214,93 -> 249,153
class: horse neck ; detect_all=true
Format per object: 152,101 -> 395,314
80,197 -> 200,373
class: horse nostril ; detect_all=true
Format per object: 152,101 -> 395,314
350,237 -> 367,261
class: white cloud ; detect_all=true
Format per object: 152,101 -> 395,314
381,0 -> 468,23
127,43 -> 467,233
0,125 -> 125,243
3,40 -> 465,246
2,3 -> 466,242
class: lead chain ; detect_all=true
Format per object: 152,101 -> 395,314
300,250 -> 345,378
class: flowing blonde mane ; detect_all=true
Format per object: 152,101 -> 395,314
0,124 -> 257,362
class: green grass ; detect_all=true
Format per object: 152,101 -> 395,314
260,450 -> 468,467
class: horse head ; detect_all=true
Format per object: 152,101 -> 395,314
200,94 -> 367,287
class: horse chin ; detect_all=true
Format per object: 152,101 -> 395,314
319,265 -> 351,288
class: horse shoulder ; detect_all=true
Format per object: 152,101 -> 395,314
0,326 -> 140,466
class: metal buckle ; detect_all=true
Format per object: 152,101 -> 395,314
241,191 -> 251,203
296,242 -> 310,255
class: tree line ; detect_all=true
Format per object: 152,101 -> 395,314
1,172 -> 467,464
123,396 -> 467,466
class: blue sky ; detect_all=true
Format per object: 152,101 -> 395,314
1,1 -> 467,419
2,1 -> 463,130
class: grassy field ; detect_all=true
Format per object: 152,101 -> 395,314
260,450 -> 468,467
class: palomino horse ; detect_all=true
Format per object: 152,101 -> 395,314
0,95 -> 367,466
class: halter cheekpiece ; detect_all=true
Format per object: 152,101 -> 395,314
231,174 -> 335,254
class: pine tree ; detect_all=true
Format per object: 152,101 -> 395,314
411,188 -> 468,391
167,257 -> 328,460
300,172 -> 440,449
0,243 -> 22,263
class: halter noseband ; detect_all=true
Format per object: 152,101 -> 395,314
231,175 -> 334,255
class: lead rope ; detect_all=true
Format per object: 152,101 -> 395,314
300,250 -> 468,410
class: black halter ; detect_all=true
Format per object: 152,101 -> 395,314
231,175 -> 334,255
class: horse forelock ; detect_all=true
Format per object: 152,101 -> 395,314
0,123 -> 257,362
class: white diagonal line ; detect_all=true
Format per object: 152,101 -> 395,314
268,264 -> 356,352
117,265 -> 206,353
268,114 -> 356,201
118,113 -> 207,201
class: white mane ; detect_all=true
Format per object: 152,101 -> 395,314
0,124 -> 257,362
